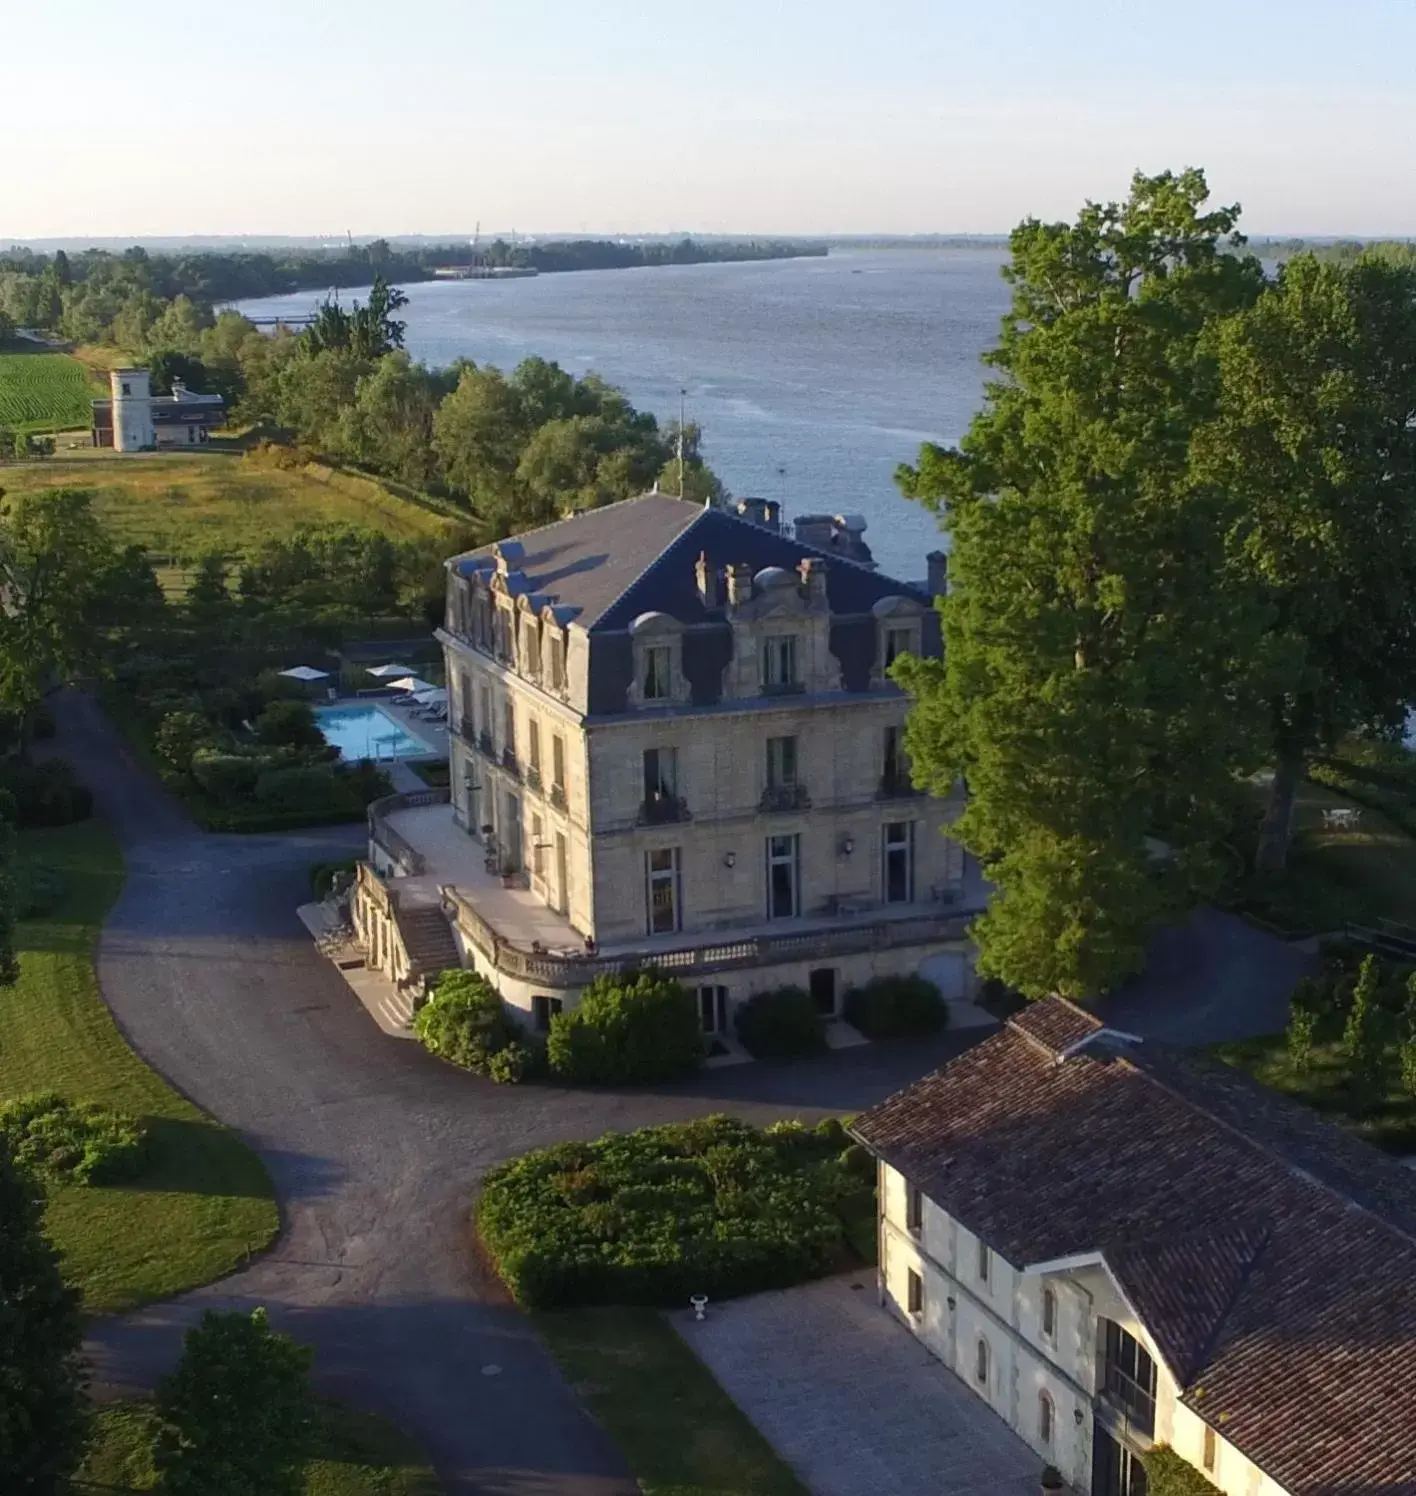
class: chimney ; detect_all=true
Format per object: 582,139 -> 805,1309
695,551 -> 720,609
926,551 -> 948,598
725,562 -> 754,606
735,497 -> 780,533
798,556 -> 827,605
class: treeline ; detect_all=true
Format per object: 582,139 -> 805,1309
0,236 -> 825,341
1248,238 -> 1416,269
476,236 -> 826,272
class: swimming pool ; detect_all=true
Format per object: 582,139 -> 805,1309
314,704 -> 431,761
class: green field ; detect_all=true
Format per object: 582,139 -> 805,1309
73,1400 -> 442,1494
9,820 -> 278,1314
0,348 -> 99,433
0,451 -> 456,582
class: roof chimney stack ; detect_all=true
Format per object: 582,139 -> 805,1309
927,551 -> 948,598
695,551 -> 721,609
725,561 -> 754,606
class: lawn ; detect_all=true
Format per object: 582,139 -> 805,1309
1215,1031 -> 1416,1155
0,450 -> 455,579
72,1399 -> 442,1494
0,348 -> 100,433
1230,775 -> 1416,934
535,1307 -> 807,1496
8,819 -> 277,1313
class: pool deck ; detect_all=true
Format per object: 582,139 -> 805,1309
317,695 -> 448,765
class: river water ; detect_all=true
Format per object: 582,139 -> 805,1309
235,247 -> 1012,580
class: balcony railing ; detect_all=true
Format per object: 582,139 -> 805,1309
458,715 -> 476,743
760,679 -> 806,697
367,787 -> 452,876
550,783 -> 568,812
638,792 -> 691,826
878,768 -> 923,799
1099,1364 -> 1156,1440
440,885 -> 974,991
760,782 -> 810,813
501,747 -> 519,776
525,763 -> 542,791
477,730 -> 495,760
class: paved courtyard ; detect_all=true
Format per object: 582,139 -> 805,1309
675,1272 -> 1041,1496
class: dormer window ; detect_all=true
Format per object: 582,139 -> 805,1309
547,633 -> 566,691
522,623 -> 541,679
884,625 -> 916,668
761,634 -> 800,694
643,645 -> 672,701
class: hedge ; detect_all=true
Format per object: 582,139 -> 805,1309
478,1114 -> 874,1309
0,759 -> 93,827
733,987 -> 826,1058
547,970 -> 702,1085
0,1092 -> 147,1185
843,974 -> 947,1039
413,970 -> 534,1083
1144,1446 -> 1222,1495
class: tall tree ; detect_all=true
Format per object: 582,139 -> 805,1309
0,1139 -> 88,1491
895,169 -> 1270,998
1196,253 -> 1416,869
155,1307 -> 314,1496
0,488 -> 114,740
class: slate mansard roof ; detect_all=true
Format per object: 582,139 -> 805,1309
450,492 -> 933,633
852,998 -> 1416,1496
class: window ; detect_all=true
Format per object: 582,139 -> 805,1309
1101,1320 -> 1157,1437
906,1185 -> 922,1234
528,719 -> 541,774
531,994 -> 563,1033
697,984 -> 728,1034
531,813 -> 545,878
977,1239 -> 991,1285
547,633 -> 565,690
523,624 -> 541,678
643,746 -> 679,800
907,1269 -> 923,1316
884,625 -> 914,668
766,735 -> 798,789
1203,1425 -> 1217,1474
766,833 -> 800,919
1039,1392 -> 1054,1446
552,735 -> 566,796
975,1337 -> 990,1387
1042,1287 -> 1057,1341
492,608 -> 509,661
473,596 -> 491,650
502,699 -> 515,759
883,724 -> 907,780
883,821 -> 915,904
643,644 -> 672,701
760,634 -> 800,691
459,671 -> 474,731
645,848 -> 682,935
479,685 -> 492,746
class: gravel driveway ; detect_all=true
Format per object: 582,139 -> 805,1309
56,692 -> 970,1494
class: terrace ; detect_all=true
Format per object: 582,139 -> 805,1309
370,799 -> 983,991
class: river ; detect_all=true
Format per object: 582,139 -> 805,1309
235,247 -> 1012,580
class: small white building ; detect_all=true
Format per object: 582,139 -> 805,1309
92,367 -> 225,450
852,997 -> 1416,1496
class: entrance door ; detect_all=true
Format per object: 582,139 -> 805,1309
698,984 -> 728,1034
502,792 -> 522,872
554,832 -> 569,914
1092,1424 -> 1148,1496
809,967 -> 838,1017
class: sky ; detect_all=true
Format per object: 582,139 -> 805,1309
7,0 -> 1415,239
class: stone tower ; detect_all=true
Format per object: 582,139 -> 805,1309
110,367 -> 155,451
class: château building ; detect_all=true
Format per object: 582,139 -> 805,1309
352,492 -> 983,1036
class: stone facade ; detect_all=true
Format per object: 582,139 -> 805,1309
363,493 -> 980,1026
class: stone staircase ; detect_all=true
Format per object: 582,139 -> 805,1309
394,901 -> 461,986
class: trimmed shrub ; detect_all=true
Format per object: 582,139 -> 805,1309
843,974 -> 948,1039
478,1114 -> 874,1308
154,711 -> 218,777
413,970 -> 528,1082
547,970 -> 702,1085
254,765 -> 344,811
0,1093 -> 146,1185
0,760 -> 93,827
1144,1446 -> 1222,1495
309,858 -> 357,900
733,986 -> 826,1059
191,748 -> 262,804
254,699 -> 323,749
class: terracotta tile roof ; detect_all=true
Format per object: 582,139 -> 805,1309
851,999 -> 1416,1496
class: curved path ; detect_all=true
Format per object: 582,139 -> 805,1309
61,693 -> 963,1493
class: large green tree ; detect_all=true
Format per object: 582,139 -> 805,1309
1196,252 -> 1416,869
895,169 -> 1271,997
155,1307 -> 314,1496
0,1139 -> 88,1491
